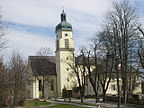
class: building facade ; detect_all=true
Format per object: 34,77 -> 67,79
27,11 -> 143,99
27,56 -> 57,99
27,10 -> 74,98
55,10 -> 74,96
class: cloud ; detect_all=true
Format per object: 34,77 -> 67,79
2,28 -> 55,59
7,21 -> 55,36
0,0 -> 144,58
0,0 -> 114,30
1,0 -> 143,28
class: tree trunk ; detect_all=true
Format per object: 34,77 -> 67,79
123,89 -> 127,104
103,90 -> 106,102
95,92 -> 99,103
117,72 -> 121,108
80,93 -> 84,103
122,72 -> 128,104
80,96 -> 84,103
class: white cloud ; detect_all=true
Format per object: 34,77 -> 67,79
0,0 -> 114,27
0,0 -> 144,59
2,28 -> 55,59
1,0 -> 111,58
1,0 -> 143,28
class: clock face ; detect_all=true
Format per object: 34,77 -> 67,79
65,33 -> 68,36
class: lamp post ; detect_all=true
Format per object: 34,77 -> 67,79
11,90 -> 15,108
116,57 -> 121,108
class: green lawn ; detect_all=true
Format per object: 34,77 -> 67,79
25,99 -> 51,107
25,100 -> 111,108
47,104 -> 86,108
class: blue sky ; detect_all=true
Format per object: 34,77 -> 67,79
0,0 -> 144,59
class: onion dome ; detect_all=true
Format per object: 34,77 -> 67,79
56,10 -> 72,32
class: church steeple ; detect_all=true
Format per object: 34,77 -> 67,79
61,10 -> 66,22
56,11 -> 74,97
55,10 -> 72,32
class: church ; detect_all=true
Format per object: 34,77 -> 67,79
27,10 -> 74,99
27,11 -> 143,99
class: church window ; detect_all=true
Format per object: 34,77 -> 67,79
51,79 -> 54,91
57,40 -> 59,49
112,85 -> 116,91
39,80 -> 42,91
65,33 -> 68,36
65,39 -> 69,48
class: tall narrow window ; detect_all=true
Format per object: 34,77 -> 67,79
112,85 -> 116,91
65,39 -> 69,48
39,80 -> 42,91
51,79 -> 54,91
57,40 -> 59,49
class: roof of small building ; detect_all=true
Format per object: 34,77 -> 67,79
29,56 -> 56,76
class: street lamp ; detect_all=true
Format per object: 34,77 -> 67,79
11,90 -> 15,108
115,57 -> 121,108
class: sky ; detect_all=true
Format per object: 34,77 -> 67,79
0,0 -> 144,60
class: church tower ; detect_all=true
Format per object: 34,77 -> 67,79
55,10 -> 74,96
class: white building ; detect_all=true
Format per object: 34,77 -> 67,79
27,10 -> 74,98
27,11 -> 143,99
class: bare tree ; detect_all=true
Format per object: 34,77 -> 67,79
81,36 -> 102,103
137,27 -> 144,69
0,9 -> 9,107
99,53 -> 114,102
36,47 -> 52,56
35,47 -> 53,99
96,31 -> 115,102
127,67 -> 141,97
137,27 -> 144,37
67,51 -> 87,103
0,58 -> 12,106
8,51 -> 27,108
0,9 -> 7,50
102,0 -> 140,106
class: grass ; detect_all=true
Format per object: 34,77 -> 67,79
47,104 -> 87,108
54,100 -> 112,108
56,100 -> 94,106
0,100 -> 111,108
25,99 -> 51,107
103,107 -> 111,108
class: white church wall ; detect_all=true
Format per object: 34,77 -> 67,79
56,30 -> 74,96
43,76 -> 57,98
32,77 -> 39,99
